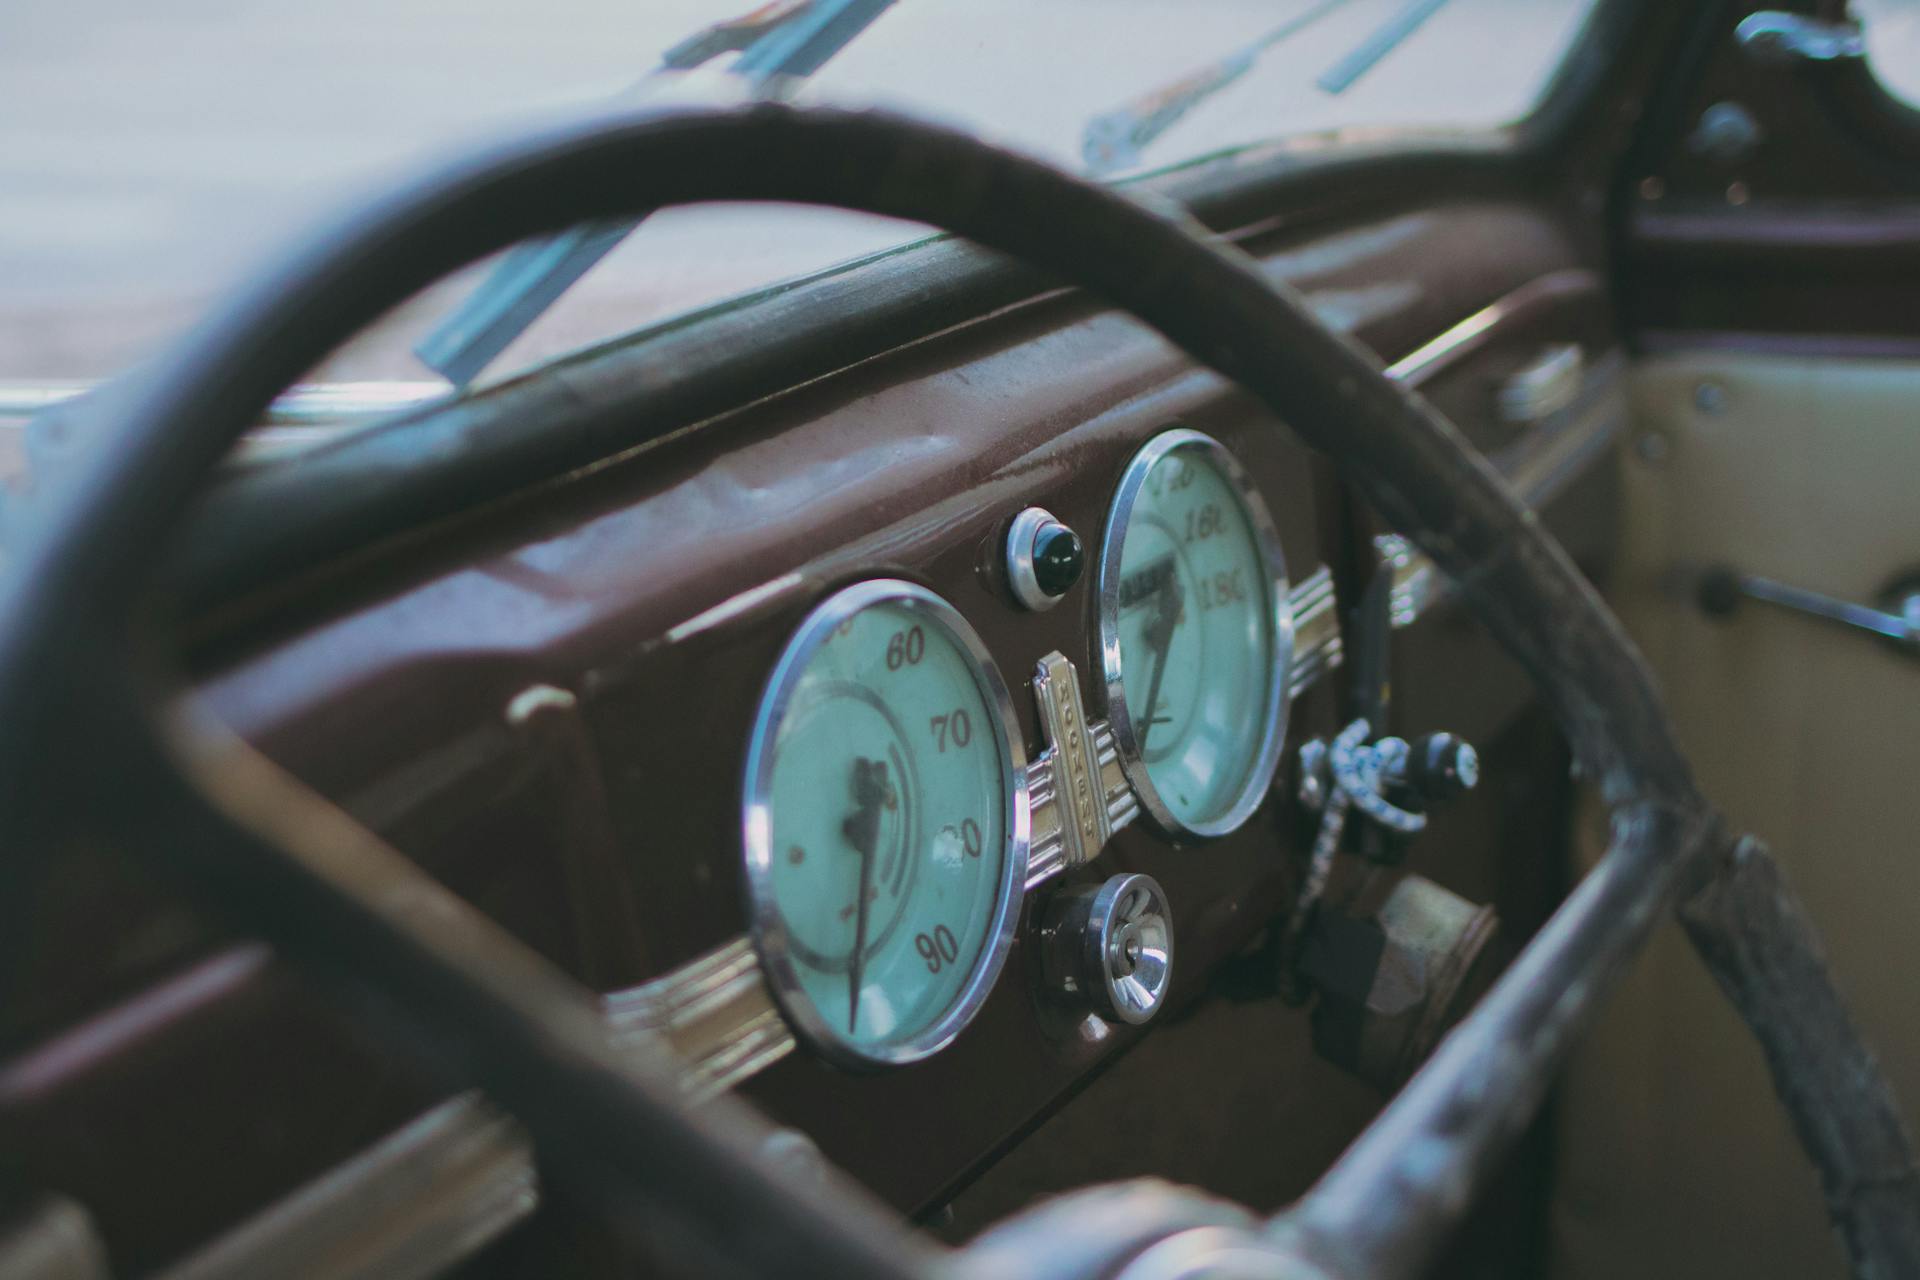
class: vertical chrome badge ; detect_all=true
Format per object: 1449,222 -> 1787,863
1030,651 -> 1112,878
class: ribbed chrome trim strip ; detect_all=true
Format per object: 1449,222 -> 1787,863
1377,350 -> 1627,628
0,1195 -> 110,1280
158,1095 -> 535,1280
603,935 -> 795,1100
1287,566 -> 1342,696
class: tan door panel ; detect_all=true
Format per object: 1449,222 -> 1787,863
1555,352 -> 1920,1280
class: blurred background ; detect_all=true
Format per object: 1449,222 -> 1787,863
0,0 -> 1600,385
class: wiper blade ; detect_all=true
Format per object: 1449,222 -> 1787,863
414,0 -> 896,388
1316,0 -> 1453,95
1081,0 -> 1357,177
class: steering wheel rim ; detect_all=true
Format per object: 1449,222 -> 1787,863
0,103 -> 1911,1279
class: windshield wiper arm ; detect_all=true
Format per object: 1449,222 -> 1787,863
413,0 -> 896,388
1316,0 -> 1453,94
1081,0 -> 1357,177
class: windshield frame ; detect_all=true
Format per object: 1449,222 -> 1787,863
163,0 -> 1654,618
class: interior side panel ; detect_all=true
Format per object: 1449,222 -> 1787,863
1556,351 -> 1920,1280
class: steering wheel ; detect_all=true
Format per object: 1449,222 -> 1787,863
2,105 -> 1914,1280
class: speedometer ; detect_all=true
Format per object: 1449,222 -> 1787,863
743,580 -> 1029,1068
1097,428 -> 1293,839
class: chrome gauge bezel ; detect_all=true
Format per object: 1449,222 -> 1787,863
741,578 -> 1031,1070
1096,428 -> 1295,840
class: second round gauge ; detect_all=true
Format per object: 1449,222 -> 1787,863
1098,428 -> 1294,839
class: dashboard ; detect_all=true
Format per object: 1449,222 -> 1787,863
0,196 -> 1622,1274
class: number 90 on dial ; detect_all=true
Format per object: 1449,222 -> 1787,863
743,580 -> 1030,1068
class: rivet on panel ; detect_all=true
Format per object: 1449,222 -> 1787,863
1693,382 -> 1728,416
1633,432 -> 1672,466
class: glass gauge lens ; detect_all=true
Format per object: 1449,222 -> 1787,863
1099,429 -> 1293,838
744,581 -> 1027,1068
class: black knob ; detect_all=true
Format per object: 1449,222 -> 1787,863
1696,566 -> 1743,618
1005,507 -> 1083,611
1402,732 -> 1480,806
1033,525 -> 1084,597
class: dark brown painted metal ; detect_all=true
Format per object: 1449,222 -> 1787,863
1617,3 -> 1920,345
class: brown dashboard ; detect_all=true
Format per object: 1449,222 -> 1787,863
0,195 -> 1620,1274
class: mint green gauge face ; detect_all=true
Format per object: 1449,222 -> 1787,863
1099,430 -> 1293,839
744,581 -> 1028,1068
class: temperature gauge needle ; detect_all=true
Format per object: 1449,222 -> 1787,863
1137,578 -> 1184,750
842,756 -> 890,1033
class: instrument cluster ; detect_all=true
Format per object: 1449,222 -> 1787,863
741,426 -> 1297,1068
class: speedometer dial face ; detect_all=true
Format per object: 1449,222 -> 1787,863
1098,429 -> 1294,839
743,580 -> 1028,1068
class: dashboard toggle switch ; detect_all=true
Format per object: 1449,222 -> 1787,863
1042,873 -> 1174,1025
1283,719 -> 1484,1003
1006,507 -> 1084,611
1386,732 -> 1480,811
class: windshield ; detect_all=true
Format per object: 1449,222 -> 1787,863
0,0 -> 1598,388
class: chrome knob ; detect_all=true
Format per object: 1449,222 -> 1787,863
1044,873 -> 1174,1025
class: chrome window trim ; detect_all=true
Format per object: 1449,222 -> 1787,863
740,578 -> 1031,1070
603,935 -> 796,1095
1095,428 -> 1295,842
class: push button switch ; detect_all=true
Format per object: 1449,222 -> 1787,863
1006,507 -> 1084,611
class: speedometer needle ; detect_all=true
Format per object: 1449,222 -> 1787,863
842,756 -> 889,1034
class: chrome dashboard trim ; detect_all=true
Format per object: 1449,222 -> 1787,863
158,1095 -> 535,1280
1095,429 -> 1296,842
1382,268 -> 1600,387
1023,662 -> 1141,891
1287,566 -> 1341,695
1031,651 -> 1113,875
1377,349 -> 1627,628
0,1196 -> 109,1280
603,935 -> 796,1096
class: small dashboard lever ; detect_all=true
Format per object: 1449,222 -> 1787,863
1697,565 -> 1920,655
